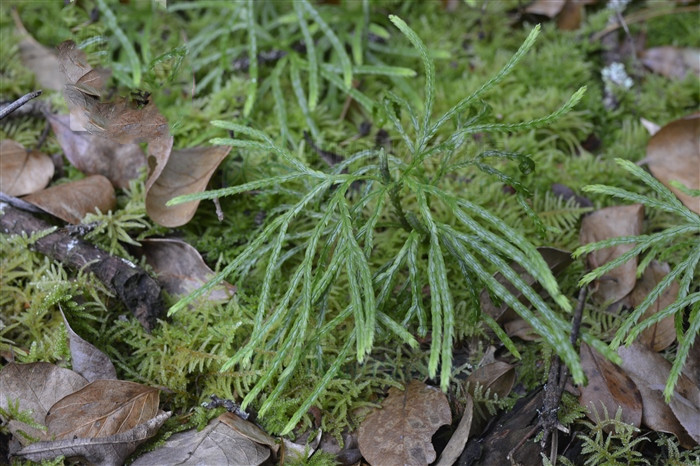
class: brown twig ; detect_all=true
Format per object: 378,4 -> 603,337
539,286 -> 588,454
0,90 -> 42,120
0,201 -> 164,331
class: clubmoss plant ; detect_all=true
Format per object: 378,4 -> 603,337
169,18 -> 615,434
574,158 -> 700,401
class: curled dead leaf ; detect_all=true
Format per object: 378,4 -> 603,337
435,393 -> 474,466
60,308 -> 117,382
618,343 -> 699,447
23,175 -> 116,224
466,361 -> 515,399
358,380 -> 451,466
579,343 -> 642,429
46,380 -> 159,440
130,413 -> 270,466
580,204 -> 644,305
46,113 -> 146,189
145,145 -> 232,227
16,411 -> 170,466
624,261 -> 679,351
11,9 -> 65,91
139,238 -> 236,302
0,362 -> 87,445
641,47 -> 700,79
644,113 -> 700,214
0,140 -> 54,196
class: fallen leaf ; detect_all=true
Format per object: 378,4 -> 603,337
683,339 -> 700,387
46,113 -> 146,189
11,9 -> 65,91
435,393 -> 474,466
139,238 -> 236,302
525,0 -> 567,17
0,140 -> 54,196
641,47 -> 700,79
466,361 -> 515,399
46,379 -> 159,439
0,363 -> 87,445
644,113 -> 700,214
480,247 -> 572,323
317,430 -> 361,465
145,145 -> 232,227
60,308 -> 117,382
218,412 -> 278,454
618,343 -> 700,447
130,413 -> 270,466
505,318 -> 540,341
640,117 -> 661,136
578,342 -> 643,429
556,0 -> 584,31
624,261 -> 679,351
16,410 -> 170,466
580,204 -> 644,304
281,429 -> 322,463
357,379 -> 451,466
23,175 -> 116,224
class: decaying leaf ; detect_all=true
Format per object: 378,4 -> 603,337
504,318 -> 540,341
435,393 -> 474,466
525,0 -> 566,17
46,379 -> 159,439
624,261 -> 679,351
641,47 -> 700,79
317,430 -> 361,465
11,9 -> 65,91
0,140 -> 54,196
46,113 -> 146,189
139,238 -> 236,302
644,113 -> 700,214
145,145 -> 232,227
358,379 -> 451,466
466,361 -> 515,399
23,175 -> 116,224
618,344 -> 700,447
580,204 -> 644,304
218,412 -> 278,454
281,428 -> 321,463
683,340 -> 700,388
579,343 -> 643,429
130,413 -> 270,466
0,362 -> 87,445
60,308 -> 117,382
480,247 -> 572,323
16,410 -> 170,466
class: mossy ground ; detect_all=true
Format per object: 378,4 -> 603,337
1,1 -> 699,463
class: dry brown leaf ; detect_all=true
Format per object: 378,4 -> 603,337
46,379 -> 159,440
618,343 -> 700,447
466,361 -> 515,399
640,117 -> 661,136
145,145 -> 232,227
0,362 -> 87,445
281,429 -> 322,463
218,412 -> 278,454
556,0 -> 584,30
16,410 -> 170,466
139,238 -> 236,302
624,261 -> 679,351
480,247 -> 572,323
11,9 -> 65,91
645,113 -> 700,214
46,113 -> 146,189
504,318 -> 539,341
435,393 -> 474,466
130,413 -> 270,466
525,0 -> 567,17
0,140 -> 54,196
641,47 -> 700,79
357,379 -> 451,466
60,308 -> 117,382
56,41 -> 99,91
23,175 -> 116,224
317,431 -> 361,465
579,343 -> 643,429
580,204 -> 644,304
683,339 -> 700,388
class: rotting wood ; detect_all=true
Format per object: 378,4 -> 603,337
0,201 -> 163,331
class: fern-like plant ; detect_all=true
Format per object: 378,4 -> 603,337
169,19 -> 613,434
574,158 -> 700,400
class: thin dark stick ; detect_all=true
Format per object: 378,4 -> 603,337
0,90 -> 42,120
539,286 -> 588,452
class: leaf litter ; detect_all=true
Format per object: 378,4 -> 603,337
0,139 -> 54,196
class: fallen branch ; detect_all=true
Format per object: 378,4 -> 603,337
0,201 -> 163,331
0,90 -> 43,120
